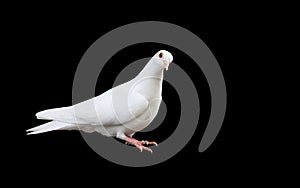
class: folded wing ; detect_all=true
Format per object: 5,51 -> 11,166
36,85 -> 149,127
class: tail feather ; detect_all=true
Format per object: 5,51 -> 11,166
27,121 -> 73,135
27,121 -> 56,132
35,107 -> 77,123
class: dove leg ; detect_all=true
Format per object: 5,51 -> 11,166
124,136 -> 153,153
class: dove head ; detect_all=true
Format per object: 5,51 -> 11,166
153,50 -> 173,71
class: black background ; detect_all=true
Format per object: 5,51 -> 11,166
3,6 -> 284,184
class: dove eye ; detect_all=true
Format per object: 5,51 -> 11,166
159,52 -> 163,58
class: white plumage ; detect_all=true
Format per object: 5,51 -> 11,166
27,50 -> 173,152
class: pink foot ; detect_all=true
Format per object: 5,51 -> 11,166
124,136 -> 158,153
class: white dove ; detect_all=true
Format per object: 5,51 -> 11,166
27,50 -> 173,153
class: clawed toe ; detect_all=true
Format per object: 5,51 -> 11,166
141,140 -> 158,146
137,145 -> 153,153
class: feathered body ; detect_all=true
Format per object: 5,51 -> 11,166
27,50 -> 173,142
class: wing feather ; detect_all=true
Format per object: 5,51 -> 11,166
36,83 -> 149,126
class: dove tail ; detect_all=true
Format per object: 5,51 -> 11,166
36,107 -> 71,121
26,121 -> 74,135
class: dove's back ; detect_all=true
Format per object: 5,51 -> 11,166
36,81 -> 132,125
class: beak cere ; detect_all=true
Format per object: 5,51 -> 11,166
163,60 -> 170,71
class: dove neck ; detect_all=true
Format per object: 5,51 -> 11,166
136,59 -> 164,80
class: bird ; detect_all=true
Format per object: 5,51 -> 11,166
27,50 -> 173,153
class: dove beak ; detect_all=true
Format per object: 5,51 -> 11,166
163,60 -> 170,71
